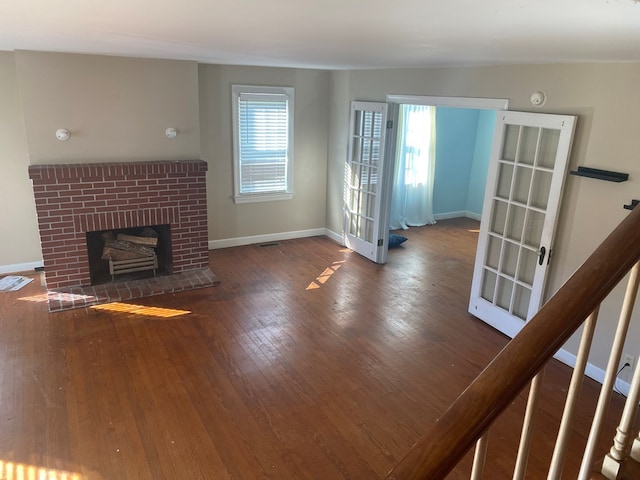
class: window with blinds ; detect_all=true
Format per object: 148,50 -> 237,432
232,85 -> 294,203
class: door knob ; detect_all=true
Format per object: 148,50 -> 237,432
537,246 -> 546,266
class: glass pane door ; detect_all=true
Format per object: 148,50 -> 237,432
469,112 -> 576,338
344,101 -> 392,264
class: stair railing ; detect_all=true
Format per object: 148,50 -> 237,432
385,205 -> 640,480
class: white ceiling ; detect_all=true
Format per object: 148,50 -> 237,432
1,0 -> 640,70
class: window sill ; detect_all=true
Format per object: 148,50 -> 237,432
233,193 -> 293,204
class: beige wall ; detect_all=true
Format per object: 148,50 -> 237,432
199,64 -> 329,241
327,63 -> 640,376
15,51 -> 200,164
0,52 -> 41,271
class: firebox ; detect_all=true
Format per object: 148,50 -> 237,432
86,224 -> 173,285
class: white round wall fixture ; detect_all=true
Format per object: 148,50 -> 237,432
530,90 -> 547,107
56,128 -> 70,141
165,127 -> 178,139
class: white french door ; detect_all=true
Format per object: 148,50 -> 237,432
343,101 -> 395,264
469,111 -> 576,338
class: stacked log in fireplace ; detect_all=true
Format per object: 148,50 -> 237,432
100,227 -> 159,281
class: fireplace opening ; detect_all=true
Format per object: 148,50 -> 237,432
86,224 -> 173,286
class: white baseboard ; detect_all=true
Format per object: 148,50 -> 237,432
324,229 -> 344,245
0,261 -> 44,275
554,348 -> 631,397
434,211 -> 482,221
208,228 -> 327,250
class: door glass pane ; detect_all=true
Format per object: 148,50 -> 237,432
349,190 -> 361,215
513,285 -> 532,320
363,140 -> 373,165
531,170 -> 552,209
349,211 -> 360,236
496,163 -> 514,199
518,126 -> 539,166
538,128 -> 560,169
369,167 -> 379,192
506,205 -> 526,241
350,190 -> 374,218
354,111 -> 364,136
490,200 -> 508,235
481,270 -> 497,303
350,162 -> 363,189
350,216 -> 373,241
349,187 -> 359,211
517,248 -> 537,285
370,111 -> 383,137
502,125 -> 519,161
363,191 -> 374,218
351,137 -> 363,163
371,141 -> 381,164
349,213 -> 359,238
360,166 -> 377,194
513,166 -> 533,204
523,210 -> 545,248
363,217 -> 373,241
501,241 -> 519,278
486,236 -> 501,269
496,277 -> 514,311
360,166 -> 371,192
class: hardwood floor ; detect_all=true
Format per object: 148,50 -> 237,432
0,217 -> 633,479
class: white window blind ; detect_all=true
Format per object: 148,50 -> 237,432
232,86 -> 294,203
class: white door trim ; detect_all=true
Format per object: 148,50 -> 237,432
386,94 -> 509,110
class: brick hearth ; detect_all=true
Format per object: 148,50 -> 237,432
28,160 -> 218,311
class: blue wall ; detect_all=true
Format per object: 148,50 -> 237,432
433,107 -> 496,218
467,109 -> 497,217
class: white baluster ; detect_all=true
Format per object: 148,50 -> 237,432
513,371 -> 545,479
471,433 -> 489,480
578,261 -> 640,479
602,346 -> 640,478
548,307 -> 599,479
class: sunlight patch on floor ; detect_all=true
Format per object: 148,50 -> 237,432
306,261 -> 344,290
90,302 -> 191,318
0,459 -> 84,480
18,292 -> 98,303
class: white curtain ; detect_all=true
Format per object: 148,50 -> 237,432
389,104 -> 437,230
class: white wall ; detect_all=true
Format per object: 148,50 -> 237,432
326,63 -> 640,377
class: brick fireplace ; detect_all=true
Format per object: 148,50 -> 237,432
28,160 -> 219,311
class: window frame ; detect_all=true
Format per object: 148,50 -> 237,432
231,84 -> 295,204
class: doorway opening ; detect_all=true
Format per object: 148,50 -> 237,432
386,95 -> 508,230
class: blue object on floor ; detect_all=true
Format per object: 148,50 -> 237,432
388,233 -> 408,248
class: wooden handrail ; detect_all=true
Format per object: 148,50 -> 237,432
385,205 -> 640,480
